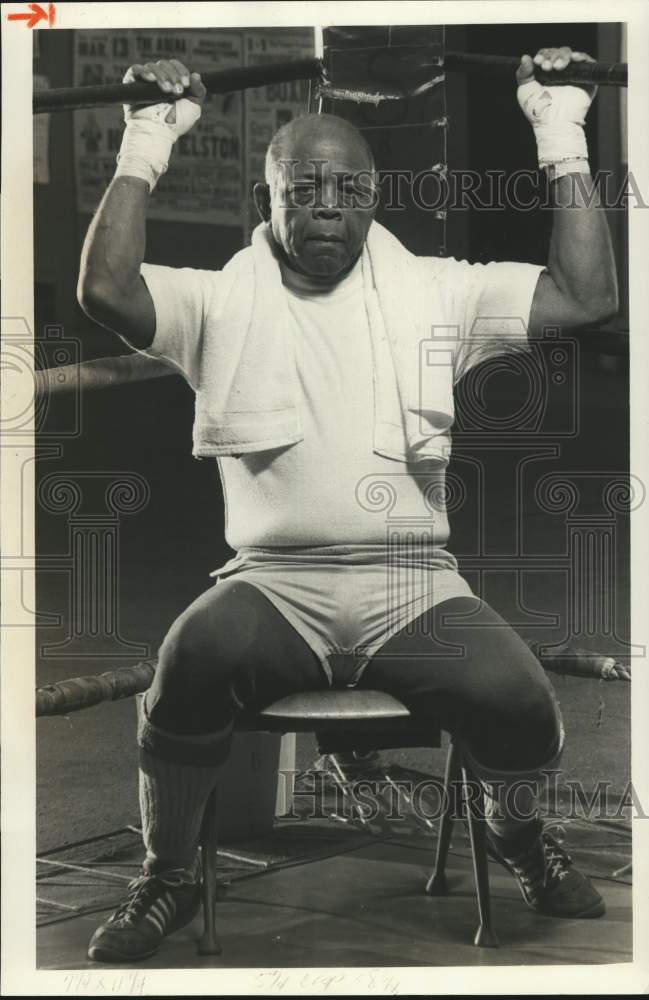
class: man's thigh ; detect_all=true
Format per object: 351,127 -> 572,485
359,596 -> 561,768
147,578 -> 326,732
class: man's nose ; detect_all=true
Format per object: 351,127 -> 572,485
313,185 -> 342,218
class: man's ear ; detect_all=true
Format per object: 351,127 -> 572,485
253,183 -> 272,223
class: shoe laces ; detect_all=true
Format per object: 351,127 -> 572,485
543,833 -> 574,885
110,870 -> 191,926
510,832 -> 573,894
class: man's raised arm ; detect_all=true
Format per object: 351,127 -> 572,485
77,60 -> 206,350
517,48 -> 619,335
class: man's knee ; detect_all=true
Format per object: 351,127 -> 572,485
147,581 -> 262,732
516,679 -> 563,754
158,612 -> 218,686
151,618 -> 222,717
487,666 -> 564,771
510,656 -> 557,719
157,580 -> 262,686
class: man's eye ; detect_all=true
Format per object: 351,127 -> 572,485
340,184 -> 375,207
289,185 -> 315,202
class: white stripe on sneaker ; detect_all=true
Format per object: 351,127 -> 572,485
155,896 -> 173,923
150,900 -> 172,929
144,910 -> 165,935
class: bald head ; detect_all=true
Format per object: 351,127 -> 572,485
264,113 -> 376,190
254,112 -> 378,286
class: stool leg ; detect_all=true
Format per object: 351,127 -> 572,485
197,786 -> 222,956
327,754 -> 370,826
426,739 -> 461,896
461,764 -> 499,948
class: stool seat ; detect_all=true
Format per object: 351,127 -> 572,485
258,689 -> 411,723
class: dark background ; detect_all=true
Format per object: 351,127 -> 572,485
34,24 -> 631,851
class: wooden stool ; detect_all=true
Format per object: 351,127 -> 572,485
198,689 -> 498,955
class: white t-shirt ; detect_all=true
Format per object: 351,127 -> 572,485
140,251 -> 543,549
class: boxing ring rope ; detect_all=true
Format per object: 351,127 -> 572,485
34,58 -> 324,114
443,51 -> 627,86
35,647 -> 628,719
33,52 -> 627,115
37,661 -> 157,717
35,353 -> 175,395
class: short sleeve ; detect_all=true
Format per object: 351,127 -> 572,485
435,257 -> 545,383
139,263 -> 225,390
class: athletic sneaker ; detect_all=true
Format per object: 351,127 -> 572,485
87,868 -> 202,962
486,819 -> 606,918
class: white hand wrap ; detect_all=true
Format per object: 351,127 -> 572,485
115,69 -> 202,191
517,78 -> 593,176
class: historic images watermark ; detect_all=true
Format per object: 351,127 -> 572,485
277,768 -> 646,825
271,157 -> 647,213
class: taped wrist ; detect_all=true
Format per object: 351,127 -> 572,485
533,121 -> 589,169
115,94 -> 202,192
115,119 -> 175,191
517,78 -> 592,171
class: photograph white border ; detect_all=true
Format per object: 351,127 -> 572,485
2,1 -> 648,994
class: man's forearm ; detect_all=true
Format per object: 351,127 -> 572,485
78,175 -> 149,304
519,48 -> 621,331
546,172 -> 618,320
77,173 -> 157,347
77,60 -> 205,346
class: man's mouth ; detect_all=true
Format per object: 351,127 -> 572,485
307,234 -> 344,243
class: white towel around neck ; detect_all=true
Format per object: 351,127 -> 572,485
192,220 -> 456,464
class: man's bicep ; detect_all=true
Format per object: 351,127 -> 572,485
113,275 -> 157,350
83,274 -> 157,351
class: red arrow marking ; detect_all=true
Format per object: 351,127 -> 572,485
7,3 -> 55,28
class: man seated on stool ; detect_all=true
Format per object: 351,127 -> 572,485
78,46 -> 618,962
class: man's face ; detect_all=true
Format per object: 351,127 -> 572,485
265,126 -> 377,285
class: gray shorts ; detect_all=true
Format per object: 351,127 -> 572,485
210,543 -> 475,686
